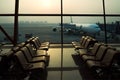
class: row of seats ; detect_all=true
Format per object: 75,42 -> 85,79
72,36 -> 120,79
72,36 -> 97,51
0,37 -> 50,80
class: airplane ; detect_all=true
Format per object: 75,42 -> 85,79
52,17 -> 101,37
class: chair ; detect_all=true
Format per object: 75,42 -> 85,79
35,37 -> 50,47
20,47 -> 47,65
11,46 -> 20,53
0,51 -> 14,75
31,39 -> 49,51
25,43 -> 50,66
14,51 -> 45,71
0,51 -> 19,79
86,48 -> 119,72
14,51 -> 46,79
78,42 -> 102,57
73,36 -> 90,50
72,36 -> 85,46
82,45 -> 110,62
26,37 -> 35,43
16,42 -> 26,48
25,43 -> 48,57
74,38 -> 97,51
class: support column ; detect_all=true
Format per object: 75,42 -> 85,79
14,0 -> 19,46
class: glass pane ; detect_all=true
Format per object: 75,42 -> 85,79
0,17 -> 14,43
63,0 -> 103,14
0,0 -> 15,14
105,0 -> 120,14
105,17 -> 120,43
63,16 -> 104,43
19,0 -> 61,14
18,16 -> 61,43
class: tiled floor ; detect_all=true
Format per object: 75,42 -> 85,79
47,44 -> 96,80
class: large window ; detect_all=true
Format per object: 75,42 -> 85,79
0,0 -> 15,14
0,0 -> 15,43
63,0 -> 103,14
106,17 -> 120,43
19,0 -> 61,14
0,0 -> 120,44
63,16 -> 104,43
18,16 -> 61,43
0,17 -> 14,43
0,0 -> 120,80
105,0 -> 120,14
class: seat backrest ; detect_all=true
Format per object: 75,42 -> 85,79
16,42 -> 26,48
20,47 -> 33,62
91,43 -> 102,55
0,50 -> 14,73
79,36 -> 85,44
25,43 -> 36,57
4,50 -> 14,57
14,51 -> 29,70
84,38 -> 92,48
101,48 -> 118,67
95,45 -> 109,60
34,37 -> 42,47
35,37 -> 41,45
25,37 -> 34,44
89,39 -> 98,47
11,46 -> 20,53
81,36 -> 89,46
31,39 -> 39,49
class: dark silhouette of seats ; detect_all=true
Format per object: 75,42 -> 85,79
85,48 -> 119,76
78,42 -> 102,57
14,51 -> 46,79
25,43 -> 50,66
20,47 -> 47,65
82,44 -> 110,62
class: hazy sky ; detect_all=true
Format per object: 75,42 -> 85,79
0,0 -> 120,23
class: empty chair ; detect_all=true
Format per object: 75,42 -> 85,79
74,38 -> 97,51
33,37 -> 50,49
25,43 -> 50,65
14,51 -> 46,79
72,36 -> 85,46
35,37 -> 50,47
82,44 -> 110,62
78,42 -> 102,57
16,42 -> 26,48
14,51 -> 45,70
74,36 -> 90,50
20,47 -> 47,65
11,46 -> 20,53
83,38 -> 97,49
25,37 -> 35,44
31,39 -> 49,51
25,43 -> 48,57
11,42 -> 26,53
86,48 -> 119,71
0,51 -> 14,77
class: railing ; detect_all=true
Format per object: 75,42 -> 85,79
0,26 -> 14,45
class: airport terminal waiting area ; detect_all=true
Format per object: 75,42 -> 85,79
0,36 -> 120,80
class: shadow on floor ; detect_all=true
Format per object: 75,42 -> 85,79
71,53 -> 98,80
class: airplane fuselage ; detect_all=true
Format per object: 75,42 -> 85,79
75,23 -> 101,34
53,23 -> 101,37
